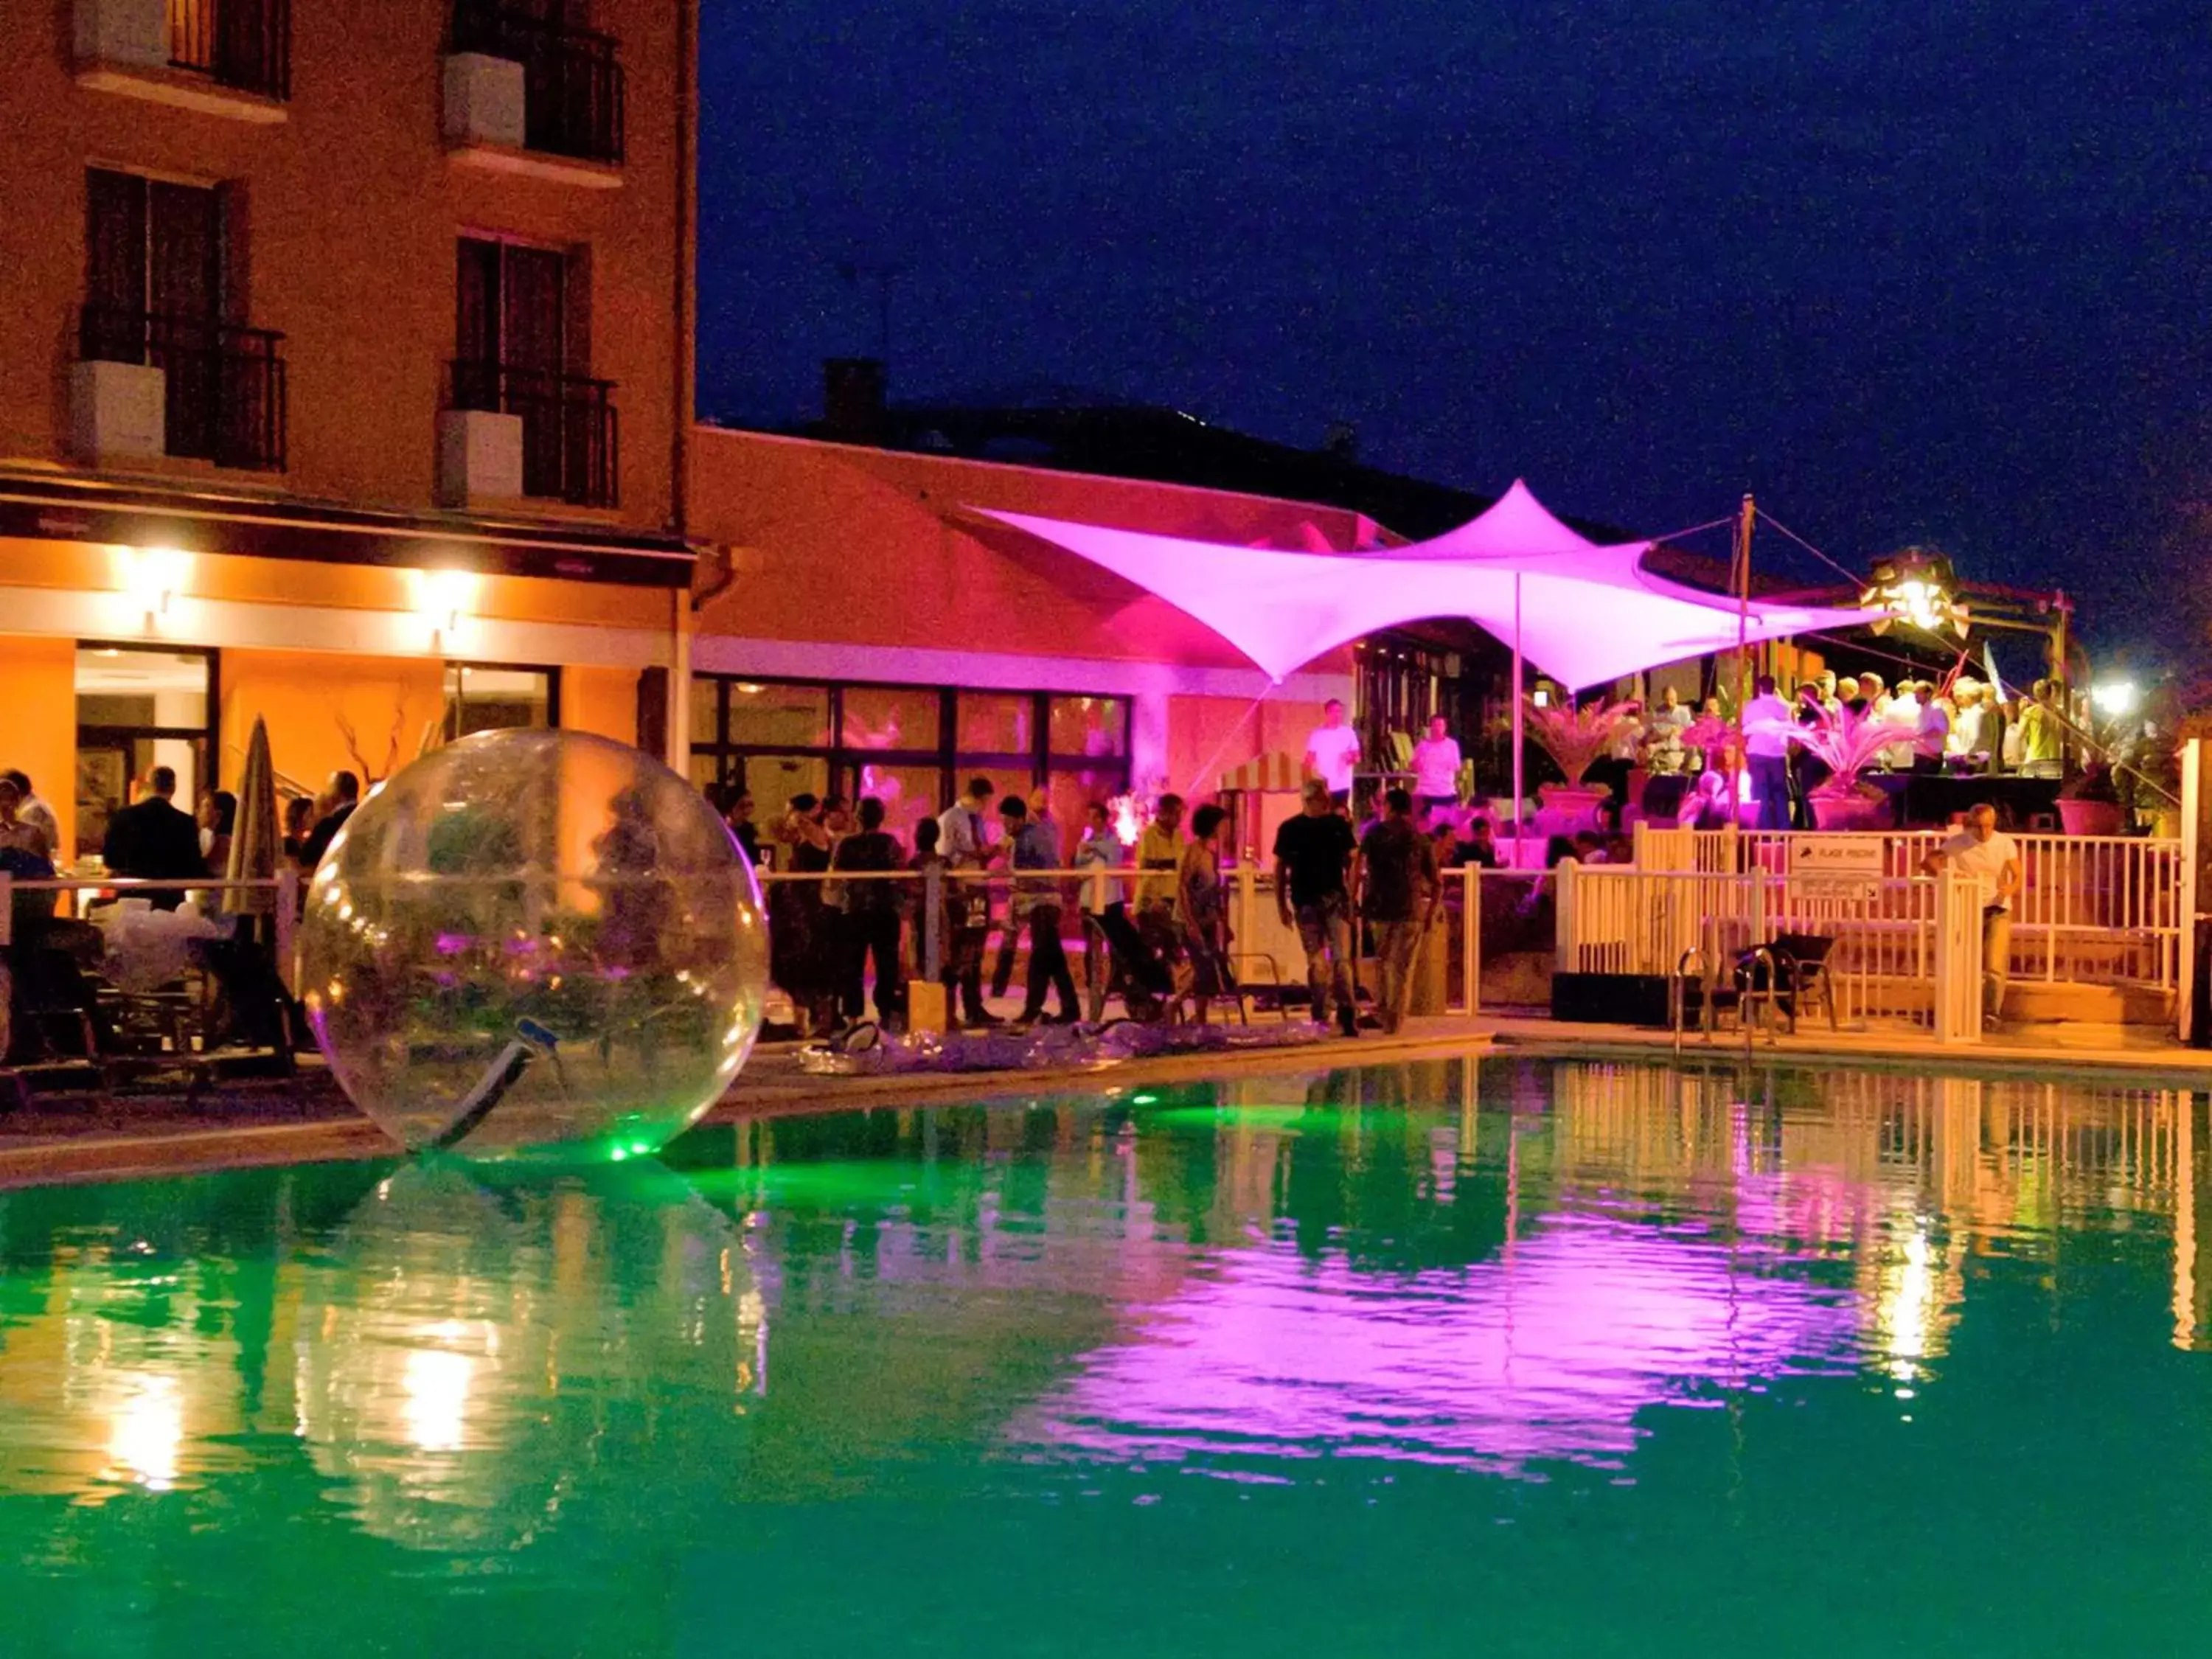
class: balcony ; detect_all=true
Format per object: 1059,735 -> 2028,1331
76,0 -> 291,120
449,361 -> 616,509
445,2 -> 624,184
79,307 -> 288,473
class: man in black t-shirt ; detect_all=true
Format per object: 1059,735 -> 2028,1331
1273,778 -> 1360,1037
1356,789 -> 1440,1034
830,796 -> 905,1025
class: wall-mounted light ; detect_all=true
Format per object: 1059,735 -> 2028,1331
116,546 -> 192,628
413,568 -> 479,648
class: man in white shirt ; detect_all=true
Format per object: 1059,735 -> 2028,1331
1304,699 -> 1362,810
1947,682 -> 1989,765
1740,675 -> 1796,830
1921,803 -> 2023,1029
935,775 -> 998,868
1913,689 -> 1951,773
1409,714 -> 1461,819
1881,681 -> 1921,771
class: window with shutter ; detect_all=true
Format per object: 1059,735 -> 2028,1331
80,168 -> 285,470
450,237 -> 612,507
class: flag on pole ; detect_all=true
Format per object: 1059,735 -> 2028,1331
1982,642 -> 2008,701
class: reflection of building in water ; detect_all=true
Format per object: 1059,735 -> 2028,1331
0,1245 -> 253,1500
8,1068 -> 2212,1545
1492,1061 -> 2204,1371
1013,1212 -> 1860,1475
0,1163 -> 762,1558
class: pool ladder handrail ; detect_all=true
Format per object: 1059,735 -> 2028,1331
1674,943 -> 1773,1060
1671,947 -> 1708,1056
1736,945 -> 1778,1060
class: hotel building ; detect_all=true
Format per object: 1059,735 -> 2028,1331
0,0 -> 698,857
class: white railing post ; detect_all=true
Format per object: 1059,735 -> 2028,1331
1461,863 -> 1480,1015
2045,842 -> 2059,982
2183,740 -> 2206,1040
1933,868 -> 1984,1043
1554,858 -> 1579,973
1235,859 -> 1258,964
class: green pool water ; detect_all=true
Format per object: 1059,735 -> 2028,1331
6,1056 -> 2212,1657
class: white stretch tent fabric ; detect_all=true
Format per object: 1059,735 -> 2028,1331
980,490 -> 1880,692
979,509 -> 1521,684
1365,480 -> 1882,691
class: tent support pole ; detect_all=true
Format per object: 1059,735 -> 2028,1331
1512,572 -> 1525,864
1731,493 -> 1754,823
1733,493 -> 1755,704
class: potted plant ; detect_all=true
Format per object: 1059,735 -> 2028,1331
2119,726 -> 2181,836
1798,706 -> 1896,832
2058,761 -> 2123,836
1526,695 -> 1634,831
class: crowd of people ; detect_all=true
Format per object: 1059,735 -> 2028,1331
1588,670 -> 2075,831
1631,671 -> 2063,782
0,762 -> 366,911
722,763 -> 1448,1041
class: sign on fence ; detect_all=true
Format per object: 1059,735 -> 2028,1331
1790,835 -> 1886,900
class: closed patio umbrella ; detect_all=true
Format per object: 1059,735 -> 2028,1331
226,716 -> 280,918
218,715 -> 295,1054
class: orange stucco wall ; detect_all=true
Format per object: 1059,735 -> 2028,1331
563,664 -> 640,745
0,1 -> 683,532
220,650 -> 446,800
0,637 -> 80,856
220,655 -> 636,797
689,428 -> 1363,675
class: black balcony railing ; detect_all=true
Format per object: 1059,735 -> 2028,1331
169,0 -> 291,100
451,361 -> 618,508
449,2 -> 625,164
81,306 -> 288,473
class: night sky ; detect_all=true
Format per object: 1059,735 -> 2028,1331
697,2 -> 2209,658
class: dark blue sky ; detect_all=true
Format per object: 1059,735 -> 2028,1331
697,1 -> 2210,655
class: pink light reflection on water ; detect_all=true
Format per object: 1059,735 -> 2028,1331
1011,1211 -> 1863,1478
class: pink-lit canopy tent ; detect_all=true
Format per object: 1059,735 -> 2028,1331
981,487 -> 1882,818
984,490 -> 1875,693
1366,480 -> 1878,690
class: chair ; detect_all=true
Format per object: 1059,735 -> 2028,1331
1676,947 -> 1776,1051
1697,933 -> 1840,1040
1,921 -> 111,1106
1764,931 -> 1841,1034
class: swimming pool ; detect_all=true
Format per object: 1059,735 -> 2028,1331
4,1055 -> 2210,1657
